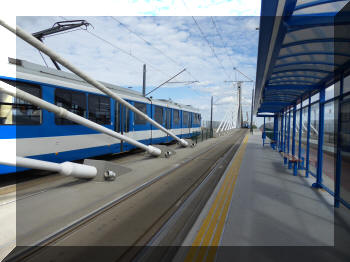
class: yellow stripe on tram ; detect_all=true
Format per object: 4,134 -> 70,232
184,134 -> 249,262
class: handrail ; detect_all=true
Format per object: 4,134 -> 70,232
0,19 -> 189,147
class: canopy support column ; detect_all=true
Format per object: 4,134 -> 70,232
313,87 -> 325,188
273,114 -> 278,150
298,99 -> 303,168
290,103 -> 297,175
306,95 -> 311,178
335,73 -> 344,208
280,111 -> 284,152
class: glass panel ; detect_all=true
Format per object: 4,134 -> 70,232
311,92 -> 319,103
309,102 -> 319,176
340,100 -> 350,204
0,80 -> 42,125
301,106 -> 308,169
134,102 -> 147,125
55,88 -> 86,125
325,84 -> 334,101
344,75 -> 350,94
88,94 -> 111,125
321,99 -> 337,192
183,111 -> 189,126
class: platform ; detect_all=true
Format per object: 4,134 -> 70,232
180,132 -> 350,262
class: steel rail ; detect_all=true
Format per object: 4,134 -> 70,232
0,19 -> 189,147
7,131 -> 245,262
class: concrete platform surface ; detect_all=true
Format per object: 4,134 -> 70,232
179,132 -> 350,262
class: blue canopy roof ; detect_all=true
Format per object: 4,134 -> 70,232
255,0 -> 350,114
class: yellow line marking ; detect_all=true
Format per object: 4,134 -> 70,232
184,134 -> 249,262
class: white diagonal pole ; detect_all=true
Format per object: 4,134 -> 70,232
0,19 -> 189,147
0,81 -> 161,156
0,156 -> 97,179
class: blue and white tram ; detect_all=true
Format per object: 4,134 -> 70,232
0,59 -> 201,175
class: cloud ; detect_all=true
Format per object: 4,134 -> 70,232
15,15 -> 258,122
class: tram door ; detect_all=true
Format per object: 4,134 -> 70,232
165,108 -> 171,142
115,102 -> 129,152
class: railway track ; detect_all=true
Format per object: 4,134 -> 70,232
5,130 -> 247,262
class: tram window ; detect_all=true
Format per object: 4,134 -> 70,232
0,79 -> 42,125
55,88 -> 86,125
134,102 -> 147,125
154,106 -> 163,125
88,94 -> 111,125
193,113 -> 201,125
183,111 -> 189,126
173,109 -> 180,125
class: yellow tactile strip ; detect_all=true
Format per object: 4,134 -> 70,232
185,134 -> 249,262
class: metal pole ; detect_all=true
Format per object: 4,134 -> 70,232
313,87 -> 325,188
237,82 -> 242,128
306,95 -> 311,178
0,20 -> 189,147
286,110 -> 291,164
280,111 -> 284,152
0,156 -> 97,179
263,117 -> 266,147
298,99 -> 303,168
0,81 -> 162,156
335,73 -> 344,207
210,96 -> 213,137
250,87 -> 254,132
291,104 -> 297,173
142,64 -> 146,97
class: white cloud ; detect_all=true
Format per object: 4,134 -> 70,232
13,15 -> 258,123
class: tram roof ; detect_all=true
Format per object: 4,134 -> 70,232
254,0 -> 350,114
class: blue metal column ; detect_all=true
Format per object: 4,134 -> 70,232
306,95 -> 311,178
262,116 -> 266,146
335,74 -> 344,207
298,99 -> 303,168
284,110 -> 288,153
280,111 -> 284,152
285,109 -> 291,165
273,115 -> 278,150
290,104 -> 297,174
312,87 -> 325,189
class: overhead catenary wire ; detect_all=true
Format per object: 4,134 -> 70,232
110,16 -> 199,83
210,17 -> 236,76
59,16 -> 171,79
191,16 -> 232,81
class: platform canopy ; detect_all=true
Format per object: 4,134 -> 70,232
255,0 -> 350,114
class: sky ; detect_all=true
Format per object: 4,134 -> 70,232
12,0 -> 261,125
